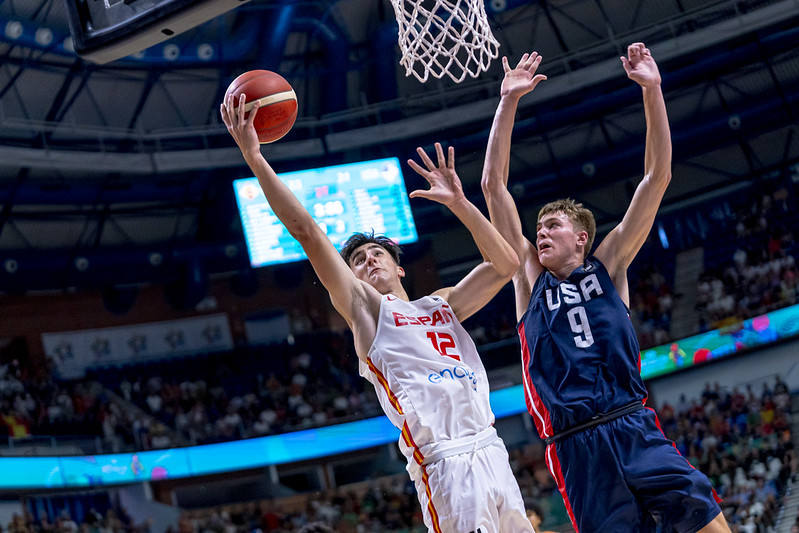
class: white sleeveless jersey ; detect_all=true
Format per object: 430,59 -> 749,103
359,294 -> 495,471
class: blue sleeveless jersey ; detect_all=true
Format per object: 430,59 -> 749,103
518,256 -> 647,439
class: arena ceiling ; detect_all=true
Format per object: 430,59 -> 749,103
0,0 -> 797,291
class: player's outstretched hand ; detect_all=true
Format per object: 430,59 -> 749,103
220,93 -> 261,158
621,42 -> 661,88
501,51 -> 547,100
407,143 -> 466,208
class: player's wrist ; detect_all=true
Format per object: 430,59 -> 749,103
446,195 -> 472,213
499,91 -> 523,104
242,146 -> 263,163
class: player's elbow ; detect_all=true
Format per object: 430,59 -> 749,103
480,173 -> 504,196
646,169 -> 671,188
494,254 -> 521,279
285,218 -> 318,244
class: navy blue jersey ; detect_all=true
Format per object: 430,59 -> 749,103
518,256 -> 648,439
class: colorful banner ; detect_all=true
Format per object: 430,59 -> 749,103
0,386 -> 525,489
42,314 -> 233,379
640,303 -> 799,379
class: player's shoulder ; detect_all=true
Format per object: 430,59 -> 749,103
429,288 -> 452,303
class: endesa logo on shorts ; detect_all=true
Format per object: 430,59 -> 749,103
427,365 -> 478,392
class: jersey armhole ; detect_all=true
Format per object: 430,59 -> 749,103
588,255 -> 632,315
363,295 -> 390,362
516,272 -> 546,329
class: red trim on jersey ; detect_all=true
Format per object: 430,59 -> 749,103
401,422 -> 441,532
546,443 -> 579,532
366,357 -> 404,415
645,407 -> 723,504
518,322 -> 554,438
401,422 -> 425,465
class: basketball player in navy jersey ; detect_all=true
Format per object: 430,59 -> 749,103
481,45 -> 730,532
221,93 -> 534,532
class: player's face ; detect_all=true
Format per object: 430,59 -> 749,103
536,212 -> 586,269
348,243 -> 404,293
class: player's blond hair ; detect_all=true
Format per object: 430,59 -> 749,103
537,199 -> 596,260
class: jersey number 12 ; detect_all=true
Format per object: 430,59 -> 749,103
567,306 -> 594,348
426,332 -> 461,361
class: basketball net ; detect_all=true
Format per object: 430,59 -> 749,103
390,0 -> 500,83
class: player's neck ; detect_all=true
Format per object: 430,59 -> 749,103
381,283 -> 409,301
549,257 -> 584,281
393,287 -> 410,301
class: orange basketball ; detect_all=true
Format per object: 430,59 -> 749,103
225,70 -> 298,144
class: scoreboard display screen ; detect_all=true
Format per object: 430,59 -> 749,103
234,157 -> 418,268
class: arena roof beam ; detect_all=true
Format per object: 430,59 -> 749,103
540,1 -> 570,55
127,70 -> 162,131
43,59 -> 82,123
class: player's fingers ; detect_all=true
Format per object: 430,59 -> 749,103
530,54 -> 542,73
238,94 -> 247,125
447,146 -> 455,169
407,159 -> 431,181
524,51 -> 538,70
416,147 -> 436,172
408,189 -> 432,200
620,56 -> 631,73
502,56 -> 510,73
434,142 -> 446,168
221,96 -> 231,124
246,102 -> 258,128
644,47 -> 652,56
530,74 -> 547,89
517,52 -> 529,68
220,104 -> 229,127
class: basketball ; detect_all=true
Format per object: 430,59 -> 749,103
225,70 -> 298,144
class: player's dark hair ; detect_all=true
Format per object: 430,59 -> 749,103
340,231 -> 402,266
526,502 -> 544,518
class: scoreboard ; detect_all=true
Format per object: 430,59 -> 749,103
234,158 -> 419,268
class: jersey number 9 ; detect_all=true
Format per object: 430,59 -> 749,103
567,306 -> 595,348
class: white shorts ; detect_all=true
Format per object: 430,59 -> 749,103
410,437 -> 534,533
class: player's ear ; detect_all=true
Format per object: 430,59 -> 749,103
397,266 -> 406,279
576,230 -> 588,246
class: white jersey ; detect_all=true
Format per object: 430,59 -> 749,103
359,294 -> 494,470
359,294 -> 533,533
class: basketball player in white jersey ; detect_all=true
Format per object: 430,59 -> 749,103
221,93 -> 534,533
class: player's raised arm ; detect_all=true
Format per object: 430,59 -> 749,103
480,52 -> 547,319
220,94 -> 377,329
596,43 -> 672,279
408,143 -> 519,321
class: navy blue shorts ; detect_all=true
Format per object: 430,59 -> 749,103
544,407 -> 722,532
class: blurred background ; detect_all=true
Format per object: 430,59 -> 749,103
0,0 -> 798,531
